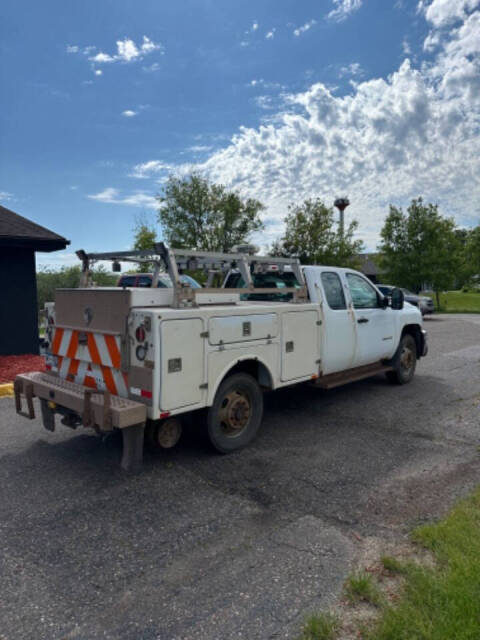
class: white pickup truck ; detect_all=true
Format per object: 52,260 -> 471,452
14,245 -> 427,472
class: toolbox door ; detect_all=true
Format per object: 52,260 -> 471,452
281,311 -> 319,382
160,319 -> 204,411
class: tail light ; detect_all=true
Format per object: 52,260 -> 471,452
135,326 -> 146,342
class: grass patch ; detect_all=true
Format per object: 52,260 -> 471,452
380,556 -> 405,574
299,613 -> 340,640
345,571 -> 383,606
364,488 -> 480,639
424,290 -> 480,313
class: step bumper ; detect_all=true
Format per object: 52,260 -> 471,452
14,371 -> 147,431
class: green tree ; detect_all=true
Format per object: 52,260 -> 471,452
133,213 -> 158,272
378,198 -> 461,306
270,198 -> 364,267
464,226 -> 480,284
36,265 -> 117,311
157,173 -> 264,252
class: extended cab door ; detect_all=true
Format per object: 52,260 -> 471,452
344,272 -> 395,366
303,267 -> 356,374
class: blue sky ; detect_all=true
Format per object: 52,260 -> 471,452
1,0 -> 479,267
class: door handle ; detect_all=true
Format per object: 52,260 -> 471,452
357,317 -> 369,324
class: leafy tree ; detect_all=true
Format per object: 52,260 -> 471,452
270,198 -> 364,267
36,265 -> 117,311
157,173 -> 264,252
378,198 -> 461,306
133,213 -> 158,272
464,226 -> 480,284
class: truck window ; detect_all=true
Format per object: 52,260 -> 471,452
346,273 -> 379,309
119,275 -> 137,287
137,275 -> 153,287
321,272 -> 346,310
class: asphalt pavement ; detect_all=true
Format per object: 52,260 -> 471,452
0,314 -> 479,640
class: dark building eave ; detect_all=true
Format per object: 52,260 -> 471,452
0,237 -> 70,252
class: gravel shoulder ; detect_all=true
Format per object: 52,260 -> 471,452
0,314 -> 479,639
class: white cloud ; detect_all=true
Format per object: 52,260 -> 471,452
402,37 -> 412,55
90,36 -> 163,65
135,4 -> 479,248
293,19 -> 317,36
94,69 -> 103,76
130,161 -> 172,179
339,62 -> 364,77
68,36 -> 164,75
87,188 -> 157,209
188,145 -> 213,152
265,28 -> 276,39
122,109 -> 137,117
143,62 -> 161,72
0,191 -> 13,202
252,21 -> 259,31
327,0 -> 363,22
419,0 -> 479,27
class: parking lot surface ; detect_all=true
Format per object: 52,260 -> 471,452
1,314 -> 479,640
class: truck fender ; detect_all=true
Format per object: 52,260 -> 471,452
207,356 -> 275,406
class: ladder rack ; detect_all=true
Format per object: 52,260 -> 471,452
76,244 -> 308,308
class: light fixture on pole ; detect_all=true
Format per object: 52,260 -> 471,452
334,197 -> 350,238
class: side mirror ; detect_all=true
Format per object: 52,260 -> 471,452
378,294 -> 389,309
391,288 -> 404,310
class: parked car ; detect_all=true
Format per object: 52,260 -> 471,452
117,273 -> 201,289
377,285 -> 434,315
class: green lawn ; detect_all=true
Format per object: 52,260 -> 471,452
424,290 -> 480,313
299,488 -> 480,640
365,488 -> 480,640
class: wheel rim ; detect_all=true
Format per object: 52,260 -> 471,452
218,390 -> 252,437
400,344 -> 415,373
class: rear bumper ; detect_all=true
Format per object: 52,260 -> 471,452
14,372 -> 146,431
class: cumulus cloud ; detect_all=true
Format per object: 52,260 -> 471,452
67,36 -> 164,75
123,2 -> 480,247
265,28 -> 276,39
293,19 -> 317,36
418,0 -> 479,27
327,0 -> 363,22
88,188 -> 157,209
0,191 -> 13,202
89,36 -> 163,65
122,110 -> 137,117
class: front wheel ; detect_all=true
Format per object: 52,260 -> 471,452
386,333 -> 417,385
207,373 -> 263,453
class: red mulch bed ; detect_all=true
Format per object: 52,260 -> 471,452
0,355 -> 46,384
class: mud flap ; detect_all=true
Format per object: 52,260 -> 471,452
40,398 -> 56,432
121,423 -> 146,473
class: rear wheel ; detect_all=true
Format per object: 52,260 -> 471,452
207,373 -> 263,453
386,333 -> 417,385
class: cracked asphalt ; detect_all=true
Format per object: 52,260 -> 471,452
1,314 -> 479,640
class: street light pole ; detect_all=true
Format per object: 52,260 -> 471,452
334,197 -> 350,238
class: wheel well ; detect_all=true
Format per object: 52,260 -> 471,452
223,359 -> 274,390
401,324 -> 422,358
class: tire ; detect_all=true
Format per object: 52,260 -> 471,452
207,373 -> 263,453
386,333 -> 417,385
